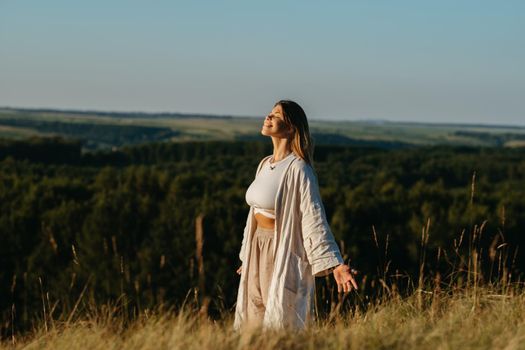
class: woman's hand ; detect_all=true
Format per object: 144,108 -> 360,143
333,264 -> 358,293
236,266 -> 242,275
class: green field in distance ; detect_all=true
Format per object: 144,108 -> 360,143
1,107 -> 524,150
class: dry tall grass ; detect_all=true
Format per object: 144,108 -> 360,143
2,284 -> 525,350
3,214 -> 524,349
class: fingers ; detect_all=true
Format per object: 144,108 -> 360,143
337,281 -> 350,293
343,281 -> 352,293
338,278 -> 358,293
350,275 -> 358,290
335,266 -> 359,293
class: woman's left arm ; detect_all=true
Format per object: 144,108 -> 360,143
298,163 -> 358,291
298,163 -> 344,277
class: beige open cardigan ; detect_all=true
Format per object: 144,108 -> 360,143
234,153 -> 344,330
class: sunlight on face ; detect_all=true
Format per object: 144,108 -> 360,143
261,104 -> 291,138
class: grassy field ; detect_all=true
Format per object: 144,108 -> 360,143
1,107 -> 525,150
2,218 -> 523,350
2,284 -> 524,349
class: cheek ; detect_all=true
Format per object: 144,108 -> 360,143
275,121 -> 290,132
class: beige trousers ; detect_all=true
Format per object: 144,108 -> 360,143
245,225 -> 275,327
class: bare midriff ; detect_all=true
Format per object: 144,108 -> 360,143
254,213 -> 275,230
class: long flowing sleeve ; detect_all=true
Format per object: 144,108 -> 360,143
238,155 -> 271,263
299,163 -> 344,277
239,209 -> 251,263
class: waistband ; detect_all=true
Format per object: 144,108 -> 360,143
255,226 -> 275,237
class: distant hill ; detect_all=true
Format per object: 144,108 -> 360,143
1,107 -> 524,151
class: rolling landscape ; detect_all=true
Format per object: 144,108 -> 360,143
1,107 -> 525,151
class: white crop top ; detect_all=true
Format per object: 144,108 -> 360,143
245,152 -> 295,219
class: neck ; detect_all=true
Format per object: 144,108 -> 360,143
271,137 -> 292,161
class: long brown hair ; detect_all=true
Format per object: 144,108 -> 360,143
275,99 -> 315,167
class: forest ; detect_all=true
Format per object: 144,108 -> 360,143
1,136 -> 524,336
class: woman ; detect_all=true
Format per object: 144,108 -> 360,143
233,100 -> 358,331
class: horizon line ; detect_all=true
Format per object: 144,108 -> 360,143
1,105 -> 524,129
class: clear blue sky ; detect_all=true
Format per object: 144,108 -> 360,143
1,0 -> 524,125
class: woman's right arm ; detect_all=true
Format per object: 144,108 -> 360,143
238,155 -> 272,265
238,216 -> 250,263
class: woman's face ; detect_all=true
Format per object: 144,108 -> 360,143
261,104 -> 292,138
